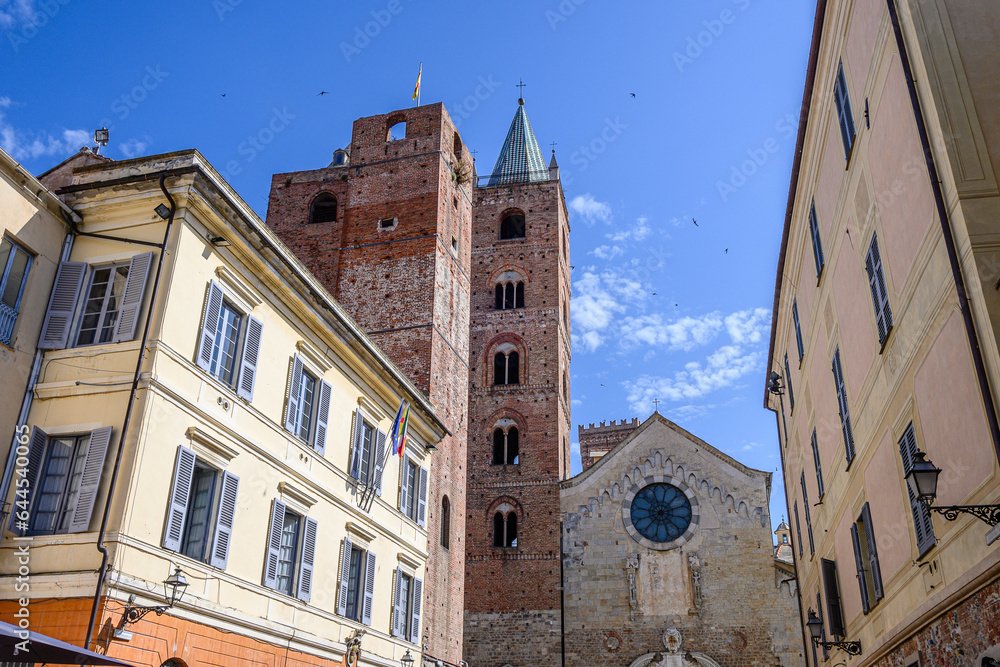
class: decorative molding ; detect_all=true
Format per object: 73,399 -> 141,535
278,481 -> 318,509
358,394 -> 390,423
346,521 -> 378,544
215,265 -> 262,310
296,339 -> 333,375
186,426 -> 240,464
397,551 -> 421,571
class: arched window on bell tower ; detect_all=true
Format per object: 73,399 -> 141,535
309,193 -> 338,224
492,424 -> 519,465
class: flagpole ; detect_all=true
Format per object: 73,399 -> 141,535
359,400 -> 409,511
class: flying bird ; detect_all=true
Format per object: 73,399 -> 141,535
692,218 -> 699,226
725,248 -> 728,254
318,91 -> 329,96
630,93 -> 635,98
220,93 -> 226,97
651,292 -> 657,296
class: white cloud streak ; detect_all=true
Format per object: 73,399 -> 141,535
0,96 -> 89,162
569,193 -> 612,225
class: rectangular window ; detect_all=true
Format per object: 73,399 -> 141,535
0,237 -> 32,347
402,459 -> 418,520
834,62 -> 856,160
832,348 -> 856,465
811,429 -> 825,499
345,545 -> 364,621
349,408 -> 387,495
865,234 -> 893,347
898,423 -> 936,555
785,353 -> 795,411
792,299 -> 804,362
208,301 -> 243,385
794,501 -> 803,559
801,472 -> 814,556
75,262 -> 130,346
297,370 -> 317,442
13,427 -> 113,537
398,455 -> 428,526
196,280 -> 264,400
851,502 -> 884,613
30,434 -> 89,534
809,202 -> 825,279
262,499 -> 317,601
821,558 -> 846,637
358,422 -> 375,486
276,510 -> 301,596
391,568 -> 423,643
181,463 -> 217,561
284,354 -> 331,454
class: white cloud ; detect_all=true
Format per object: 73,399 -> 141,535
619,312 -> 723,351
724,308 -> 771,344
0,97 -> 89,162
569,193 -> 612,225
0,0 -> 36,28
571,269 -> 646,353
624,346 -> 761,410
607,216 -> 652,243
667,404 -> 716,421
118,136 -> 151,159
590,245 -> 623,260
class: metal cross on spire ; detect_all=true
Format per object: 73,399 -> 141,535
517,78 -> 526,101
550,141 -> 557,154
652,399 -> 661,413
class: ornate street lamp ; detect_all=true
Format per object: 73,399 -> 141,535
905,451 -> 1000,526
806,609 -> 861,656
119,566 -> 189,629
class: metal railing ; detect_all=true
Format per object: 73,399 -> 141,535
477,169 -> 555,188
0,302 -> 17,347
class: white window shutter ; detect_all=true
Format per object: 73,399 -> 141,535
284,354 -> 303,433
374,429 -> 387,496
296,517 -> 318,602
263,499 -> 286,589
8,427 -> 47,535
349,408 -> 365,480
196,281 -> 224,371
209,471 -> 240,569
416,467 -> 428,527
409,577 -> 423,644
314,380 -> 332,455
162,445 -> 197,552
399,455 -> 411,513
362,551 -> 376,626
337,536 -> 354,616
67,426 -> 113,533
391,568 -> 404,637
113,251 -> 153,343
236,315 -> 263,400
38,261 -> 86,349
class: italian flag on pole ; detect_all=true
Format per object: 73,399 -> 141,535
390,401 -> 410,456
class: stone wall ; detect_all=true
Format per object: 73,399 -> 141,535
561,416 -> 804,667
578,418 -> 639,470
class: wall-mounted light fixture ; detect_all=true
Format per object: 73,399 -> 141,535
210,236 -> 232,247
807,609 -> 861,656
154,204 -> 171,220
119,566 -> 188,630
400,650 -> 414,667
905,451 -> 1000,526
94,128 -> 109,155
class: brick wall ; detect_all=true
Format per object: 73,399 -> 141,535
463,176 -> 571,667
578,419 -> 639,471
266,102 -> 472,664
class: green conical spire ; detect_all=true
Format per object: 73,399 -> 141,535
488,99 -> 548,186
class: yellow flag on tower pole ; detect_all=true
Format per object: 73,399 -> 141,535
412,62 -> 422,106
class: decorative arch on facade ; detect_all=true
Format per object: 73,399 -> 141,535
499,207 -> 526,240
308,192 -> 338,224
484,333 -> 528,387
488,495 -> 523,548
490,264 -> 531,311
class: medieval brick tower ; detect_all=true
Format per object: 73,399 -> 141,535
463,98 -> 572,667
265,103 -> 472,664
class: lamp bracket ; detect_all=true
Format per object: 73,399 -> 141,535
120,602 -> 168,628
927,503 -> 1000,526
812,638 -> 862,656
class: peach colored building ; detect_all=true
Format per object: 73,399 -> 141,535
767,1 -> 1000,666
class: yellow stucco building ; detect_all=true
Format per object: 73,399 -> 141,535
0,149 -> 445,667
767,1 -> 1000,666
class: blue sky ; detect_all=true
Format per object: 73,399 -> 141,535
0,0 -> 815,530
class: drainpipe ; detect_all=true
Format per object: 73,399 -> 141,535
84,174 -> 175,650
885,0 -> 1000,464
0,233 -> 75,511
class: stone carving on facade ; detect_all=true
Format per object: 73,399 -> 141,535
626,555 -> 640,620
687,555 -> 702,610
663,627 -> 682,653
604,630 -> 623,653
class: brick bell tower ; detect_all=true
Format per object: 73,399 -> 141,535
463,97 -> 572,667
265,103 -> 471,664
